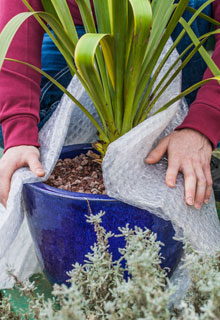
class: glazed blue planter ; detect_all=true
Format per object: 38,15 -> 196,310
23,144 -> 183,284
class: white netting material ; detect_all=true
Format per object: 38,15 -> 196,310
0,38 -> 219,289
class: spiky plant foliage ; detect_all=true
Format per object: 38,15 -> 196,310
0,0 -> 220,155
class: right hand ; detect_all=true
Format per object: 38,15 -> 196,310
145,129 -> 213,209
0,145 -> 45,207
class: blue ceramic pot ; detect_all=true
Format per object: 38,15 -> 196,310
23,144 -> 183,284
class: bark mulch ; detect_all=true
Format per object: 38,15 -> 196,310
46,151 -> 106,195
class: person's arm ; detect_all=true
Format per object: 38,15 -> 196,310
146,0 -> 220,209
0,0 -> 45,207
176,0 -> 220,149
0,0 -> 44,151
0,1 -> 84,207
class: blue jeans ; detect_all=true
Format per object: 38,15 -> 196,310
172,0 -> 212,105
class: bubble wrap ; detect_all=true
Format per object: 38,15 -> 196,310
102,99 -> 220,252
0,77 -> 99,288
0,37 -> 219,289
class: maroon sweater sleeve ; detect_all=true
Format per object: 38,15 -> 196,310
176,0 -> 220,149
0,0 -> 83,152
0,0 -> 45,151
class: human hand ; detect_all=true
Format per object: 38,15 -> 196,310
0,145 -> 45,207
145,128 -> 213,209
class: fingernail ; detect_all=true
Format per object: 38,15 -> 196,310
167,181 -> 175,188
204,199 -> 209,204
186,197 -> 193,206
195,202 -> 202,209
36,169 -> 44,175
146,156 -> 153,162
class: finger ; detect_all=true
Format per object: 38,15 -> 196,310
203,163 -> 213,204
182,164 -> 197,206
0,163 -> 16,207
27,156 -> 45,177
145,137 -> 169,164
194,166 -> 207,209
165,156 -> 180,188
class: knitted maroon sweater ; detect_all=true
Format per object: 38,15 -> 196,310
0,0 -> 220,151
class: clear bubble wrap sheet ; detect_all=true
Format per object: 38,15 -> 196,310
0,38 -> 219,289
102,100 -> 220,251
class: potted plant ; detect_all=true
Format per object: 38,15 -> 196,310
0,0 -> 219,283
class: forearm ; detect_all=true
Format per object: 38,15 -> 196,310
177,0 -> 220,149
0,0 -> 44,151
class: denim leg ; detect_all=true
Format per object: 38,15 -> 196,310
172,0 -> 212,105
0,126 -> 3,149
39,65 -> 72,130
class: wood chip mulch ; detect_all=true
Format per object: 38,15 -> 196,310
45,150 -> 106,194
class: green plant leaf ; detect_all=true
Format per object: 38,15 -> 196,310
75,33 -> 117,139
154,75 -> 220,115
0,12 -> 34,70
93,0 -> 112,33
41,0 -> 60,21
75,0 -> 114,120
22,0 -> 76,74
180,17 -> 220,77
0,3 -> 76,75
134,0 -> 214,125
121,0 -> 152,134
1,0 -> 219,157
139,27 -> 220,124
150,0 -> 214,96
139,38 -> 208,123
132,1 -> 177,121
5,57 -> 109,143
50,0 -> 78,45
111,0 -> 128,130
186,5 -> 220,27
75,0 -> 96,33
135,0 -> 188,111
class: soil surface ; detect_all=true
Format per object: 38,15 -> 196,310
46,151 -> 106,194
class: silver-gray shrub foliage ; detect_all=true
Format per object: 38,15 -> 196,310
1,211 -> 220,320
177,244 -> 220,320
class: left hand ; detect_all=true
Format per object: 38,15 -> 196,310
145,128 -> 213,209
0,145 -> 45,207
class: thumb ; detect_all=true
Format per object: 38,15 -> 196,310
145,136 -> 169,164
27,155 -> 45,177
